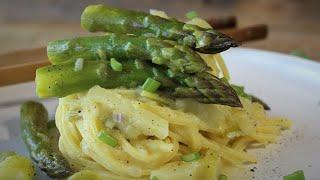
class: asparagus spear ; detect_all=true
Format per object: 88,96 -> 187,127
171,72 -> 241,107
20,101 -> 72,178
36,60 -> 241,107
250,95 -> 270,110
47,34 -> 209,74
227,82 -> 270,110
81,5 -> 239,53
36,59 -> 176,98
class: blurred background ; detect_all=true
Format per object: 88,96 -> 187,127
0,0 -> 319,60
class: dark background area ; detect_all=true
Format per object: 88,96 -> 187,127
0,0 -> 319,59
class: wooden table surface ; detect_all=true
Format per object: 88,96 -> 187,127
0,0 -> 319,61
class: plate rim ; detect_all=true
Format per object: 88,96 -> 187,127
228,47 -> 320,67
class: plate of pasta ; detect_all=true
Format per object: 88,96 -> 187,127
0,4 -> 320,180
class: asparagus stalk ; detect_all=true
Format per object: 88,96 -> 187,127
36,60 -> 110,98
250,95 -> 270,110
36,60 -> 241,107
226,83 -> 270,109
81,5 -> 239,54
171,72 -> 241,107
36,59 -> 174,98
20,101 -> 72,178
47,34 -> 209,74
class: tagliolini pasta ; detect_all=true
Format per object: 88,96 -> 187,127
56,85 -> 291,180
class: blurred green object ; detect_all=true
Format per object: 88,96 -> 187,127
185,10 -> 198,19
231,84 -> 252,100
283,170 -> 305,180
290,50 -> 309,59
219,174 -> 228,180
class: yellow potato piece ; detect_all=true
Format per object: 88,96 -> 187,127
0,154 -> 35,180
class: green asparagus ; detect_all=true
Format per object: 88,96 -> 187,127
47,34 -> 209,74
250,95 -> 270,110
20,101 -> 72,178
36,59 -> 175,98
36,60 -> 242,107
221,79 -> 270,109
171,72 -> 241,107
81,4 -> 239,53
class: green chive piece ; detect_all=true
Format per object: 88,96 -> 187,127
290,50 -> 309,59
74,58 -> 84,71
110,58 -> 123,72
47,120 -> 56,129
134,59 -> 144,69
167,69 -> 176,78
181,152 -> 201,162
185,10 -> 198,19
97,48 -> 106,60
151,176 -> 159,180
283,170 -> 305,180
142,78 -> 161,93
219,174 -> 228,180
97,130 -> 118,147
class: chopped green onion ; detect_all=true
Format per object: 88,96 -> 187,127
47,120 -> 56,129
142,78 -> 161,93
97,130 -> 118,147
290,50 -> 309,59
74,58 -> 84,71
110,58 -> 123,72
151,176 -> 159,180
134,59 -> 144,69
283,170 -> 305,180
97,48 -> 106,60
185,10 -> 198,19
181,152 -> 201,162
161,48 -> 175,58
219,174 -> 228,180
167,69 -> 176,78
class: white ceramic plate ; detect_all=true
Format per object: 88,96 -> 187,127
0,48 -> 319,180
